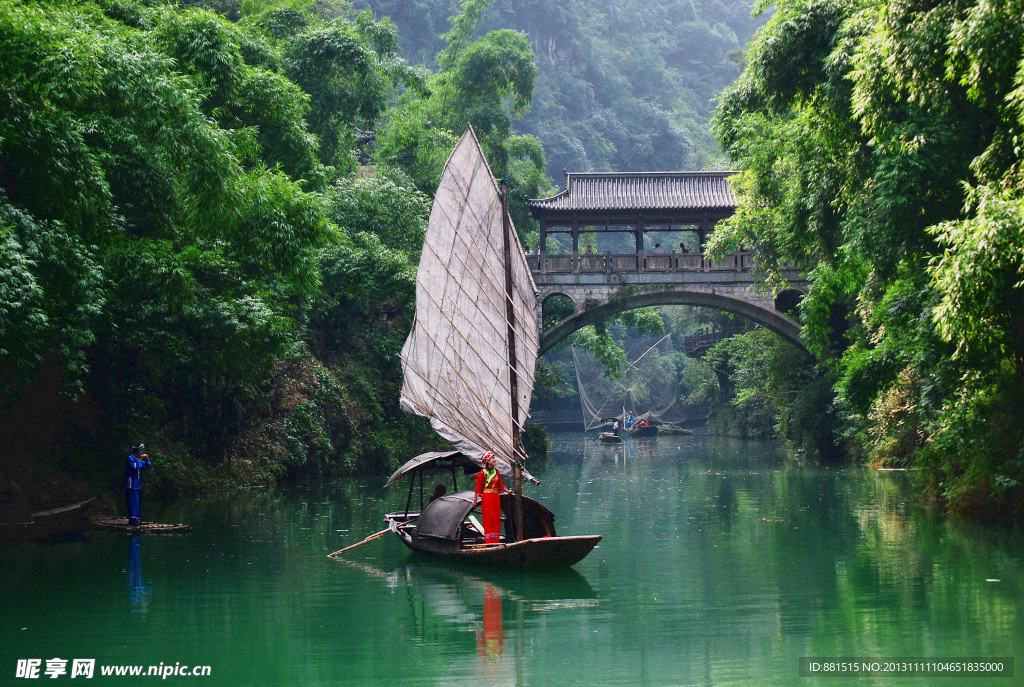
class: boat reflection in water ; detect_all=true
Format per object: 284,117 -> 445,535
126,534 -> 152,613
476,583 -> 504,679
588,435 -> 628,467
331,556 -> 598,679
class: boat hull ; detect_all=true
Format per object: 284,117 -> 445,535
628,425 -> 659,437
395,529 -> 601,568
598,432 -> 622,443
0,498 -> 95,545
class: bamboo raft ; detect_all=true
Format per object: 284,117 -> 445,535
88,517 -> 192,534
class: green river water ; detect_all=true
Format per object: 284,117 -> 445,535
2,433 -> 1022,686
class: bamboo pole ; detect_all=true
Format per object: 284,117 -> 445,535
326,520 -> 412,558
501,180 -> 526,542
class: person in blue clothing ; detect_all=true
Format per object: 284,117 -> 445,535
123,444 -> 152,524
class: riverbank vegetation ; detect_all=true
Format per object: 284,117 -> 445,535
0,0 -> 552,501
5,0 -> 1020,525
711,0 -> 1024,521
3,0 -> 759,505
356,0 -> 765,176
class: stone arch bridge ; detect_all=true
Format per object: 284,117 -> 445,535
525,171 -> 808,355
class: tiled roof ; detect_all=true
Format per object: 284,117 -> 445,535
526,171 -> 737,213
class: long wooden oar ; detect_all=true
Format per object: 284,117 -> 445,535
327,517 -> 417,558
327,528 -> 391,558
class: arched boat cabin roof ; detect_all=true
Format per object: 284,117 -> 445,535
384,451 -> 478,488
416,491 -> 556,542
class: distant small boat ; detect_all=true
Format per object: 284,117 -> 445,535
88,517 -> 192,534
628,422 -> 658,438
595,416 -> 623,443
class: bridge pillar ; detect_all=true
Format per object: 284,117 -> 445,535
539,217 -> 547,274
635,217 -> 644,274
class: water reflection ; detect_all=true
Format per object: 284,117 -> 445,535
330,555 -> 599,683
126,534 -> 152,613
583,433 -> 659,467
587,436 -> 629,466
3,434 -> 1022,687
476,584 -> 504,679
629,436 -> 654,462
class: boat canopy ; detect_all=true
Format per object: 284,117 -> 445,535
384,449 -> 538,490
415,491 -> 477,540
384,451 -> 478,488
415,490 -> 554,542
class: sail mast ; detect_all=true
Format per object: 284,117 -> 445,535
500,180 -> 526,540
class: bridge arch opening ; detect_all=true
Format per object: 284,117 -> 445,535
539,289 -> 805,355
774,288 -> 804,318
542,293 -> 576,330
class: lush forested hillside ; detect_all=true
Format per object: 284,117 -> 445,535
0,0 -> 551,501
357,0 -> 764,177
5,0 -> 1021,525
1,0 -> 766,505
711,0 -> 1024,521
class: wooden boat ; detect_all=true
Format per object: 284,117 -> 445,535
384,455 -> 599,567
0,482 -> 96,545
87,517 -> 192,534
380,128 -> 601,567
628,420 -> 659,437
595,417 -> 623,443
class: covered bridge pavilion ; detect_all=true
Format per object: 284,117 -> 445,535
525,170 -> 738,268
524,170 -> 809,353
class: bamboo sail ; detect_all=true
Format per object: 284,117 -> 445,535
399,128 -> 539,483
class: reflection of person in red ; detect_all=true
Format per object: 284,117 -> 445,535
476,584 -> 505,664
473,451 -> 511,544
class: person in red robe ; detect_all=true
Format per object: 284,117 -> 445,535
473,452 -> 511,544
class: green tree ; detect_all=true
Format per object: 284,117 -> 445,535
326,174 -> 431,252
0,0 -> 329,470
713,0 -> 1024,518
374,0 -> 548,212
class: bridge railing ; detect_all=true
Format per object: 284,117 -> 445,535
644,254 -> 673,271
526,251 -> 755,274
677,253 -> 704,270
